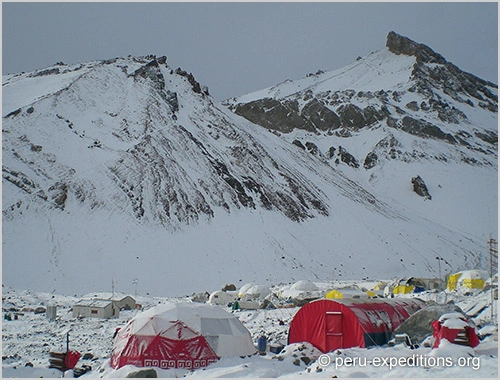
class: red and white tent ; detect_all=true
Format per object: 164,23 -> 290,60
110,302 -> 256,370
288,297 -> 425,353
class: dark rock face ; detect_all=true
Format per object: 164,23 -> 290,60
132,59 -> 179,113
401,116 -> 457,144
338,146 -> 360,168
364,152 -> 378,169
234,97 -> 388,135
402,32 -> 498,111
327,146 -> 336,159
406,101 -> 419,112
411,175 -> 431,200
235,98 -> 305,133
165,90 -> 179,113
363,105 -> 389,125
4,108 -> 22,118
48,182 -> 68,210
234,98 -> 342,134
174,68 -> 209,96
133,59 -> 165,91
305,142 -> 319,155
301,99 -> 341,131
292,140 -> 306,150
30,68 -> 61,77
228,31 -> 497,174
475,130 -> 498,145
3,167 -> 46,200
337,104 -> 366,131
386,31 -> 447,64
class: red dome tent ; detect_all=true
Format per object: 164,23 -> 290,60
110,302 -> 256,370
288,297 -> 425,353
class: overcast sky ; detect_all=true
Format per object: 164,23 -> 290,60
2,2 -> 498,100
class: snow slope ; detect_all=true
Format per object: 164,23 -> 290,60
2,36 -> 497,298
226,31 -> 497,255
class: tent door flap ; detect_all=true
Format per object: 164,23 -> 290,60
325,312 -> 343,349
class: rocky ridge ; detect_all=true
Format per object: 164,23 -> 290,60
3,55 -> 352,228
225,31 -> 497,170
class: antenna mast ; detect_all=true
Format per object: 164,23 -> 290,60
488,236 -> 498,321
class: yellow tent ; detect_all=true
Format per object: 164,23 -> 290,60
325,290 -> 343,299
392,285 -> 415,294
447,270 -> 487,291
446,273 -> 462,291
325,289 -> 377,299
365,290 -> 377,298
372,282 -> 387,291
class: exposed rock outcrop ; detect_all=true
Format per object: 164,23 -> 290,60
411,175 -> 431,200
386,31 -> 447,64
227,31 -> 497,173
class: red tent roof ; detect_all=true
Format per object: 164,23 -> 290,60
288,297 -> 425,353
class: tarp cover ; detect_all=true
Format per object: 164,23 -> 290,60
391,303 -> 464,344
110,302 -> 255,369
65,350 -> 81,370
432,314 -> 480,348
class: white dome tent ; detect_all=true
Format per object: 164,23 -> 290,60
238,284 -> 271,300
110,302 -> 256,370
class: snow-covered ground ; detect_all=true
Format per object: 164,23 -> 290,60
2,281 -> 497,378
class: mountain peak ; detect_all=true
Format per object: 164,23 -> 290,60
386,31 -> 447,64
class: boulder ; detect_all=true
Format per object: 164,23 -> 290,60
222,283 -> 237,291
34,306 -> 46,314
392,303 -> 465,344
363,152 -> 378,169
411,175 -> 431,200
125,368 -> 157,378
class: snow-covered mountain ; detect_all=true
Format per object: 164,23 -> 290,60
2,32 -> 497,297
225,31 -> 498,243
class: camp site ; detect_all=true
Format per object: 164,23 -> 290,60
2,272 -> 498,378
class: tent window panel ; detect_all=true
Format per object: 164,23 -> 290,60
229,319 -> 251,335
203,335 -> 219,353
200,318 -> 232,335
